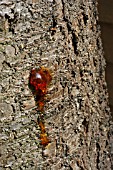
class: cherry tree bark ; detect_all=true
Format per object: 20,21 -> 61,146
0,0 -> 112,169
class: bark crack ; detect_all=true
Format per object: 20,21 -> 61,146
61,0 -> 78,55
96,142 -> 100,170
4,11 -> 18,34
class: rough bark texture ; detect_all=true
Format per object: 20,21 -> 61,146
0,0 -> 112,169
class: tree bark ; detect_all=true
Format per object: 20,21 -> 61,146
0,0 -> 112,169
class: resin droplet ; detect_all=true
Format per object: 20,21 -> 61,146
29,67 -> 52,111
29,66 -> 52,147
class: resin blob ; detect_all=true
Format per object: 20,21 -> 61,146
29,67 -> 52,146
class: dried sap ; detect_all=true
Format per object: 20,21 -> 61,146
29,67 -> 52,146
29,67 -> 52,111
38,119 -> 50,146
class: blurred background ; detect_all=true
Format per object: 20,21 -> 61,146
98,0 -> 113,119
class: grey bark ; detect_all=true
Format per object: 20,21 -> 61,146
0,0 -> 112,169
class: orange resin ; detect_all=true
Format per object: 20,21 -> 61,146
38,119 -> 50,146
29,67 -> 52,147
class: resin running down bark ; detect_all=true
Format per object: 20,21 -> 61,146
0,0 -> 111,169
29,67 -> 52,146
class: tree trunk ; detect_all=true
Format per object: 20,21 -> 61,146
0,0 -> 112,169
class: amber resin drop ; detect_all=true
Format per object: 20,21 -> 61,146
29,67 -> 52,147
29,67 -> 52,111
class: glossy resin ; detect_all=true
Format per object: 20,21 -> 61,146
29,67 -> 52,146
